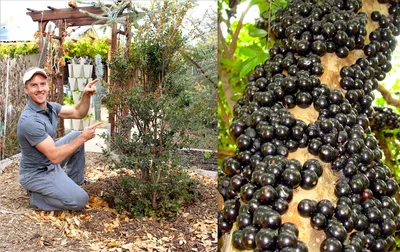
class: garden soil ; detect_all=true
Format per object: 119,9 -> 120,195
0,152 -> 218,252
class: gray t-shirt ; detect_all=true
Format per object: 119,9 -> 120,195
17,99 -> 62,175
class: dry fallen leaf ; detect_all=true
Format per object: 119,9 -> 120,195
121,243 -> 135,252
107,240 -> 120,248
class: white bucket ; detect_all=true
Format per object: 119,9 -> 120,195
68,64 -> 74,77
68,77 -> 76,90
77,78 -> 86,91
64,119 -> 72,129
72,92 -> 81,104
72,64 -> 83,77
72,119 -> 82,131
83,65 -> 93,78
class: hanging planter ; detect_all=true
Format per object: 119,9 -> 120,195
72,90 -> 81,104
83,65 -> 93,78
82,118 -> 91,128
68,77 -> 77,90
72,119 -> 82,131
68,64 -> 74,77
82,113 -> 94,128
77,78 -> 86,91
64,118 -> 72,130
72,64 -> 83,77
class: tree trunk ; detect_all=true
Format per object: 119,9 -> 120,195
151,190 -> 158,210
219,0 -> 390,251
219,68 -> 236,112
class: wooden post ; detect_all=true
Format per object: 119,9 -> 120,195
2,57 -> 10,160
108,22 -> 118,139
57,19 -> 65,137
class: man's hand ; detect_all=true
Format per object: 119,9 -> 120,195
83,79 -> 98,96
80,122 -> 104,141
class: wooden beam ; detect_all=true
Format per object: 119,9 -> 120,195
26,8 -> 38,12
117,29 -> 126,35
65,17 -> 109,27
26,6 -> 111,22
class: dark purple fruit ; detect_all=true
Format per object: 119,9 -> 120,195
296,92 -> 313,108
279,222 -> 299,237
320,237 -> 343,252
325,224 -> 347,242
241,226 -> 258,249
222,157 -> 241,176
319,145 -> 338,162
298,199 -> 317,217
335,204 -> 352,222
232,230 -> 245,250
300,170 -> 319,189
277,232 -> 298,249
257,185 -> 278,204
255,228 -> 277,250
236,213 -> 252,230
311,212 -> 327,230
281,168 -> 301,189
317,199 -> 334,218
273,198 -> 289,214
240,183 -> 256,203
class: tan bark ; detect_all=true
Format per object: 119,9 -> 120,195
376,84 -> 400,107
220,0 -> 390,251
220,69 -> 236,112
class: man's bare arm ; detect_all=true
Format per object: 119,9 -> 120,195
35,126 -> 97,164
58,79 -> 98,119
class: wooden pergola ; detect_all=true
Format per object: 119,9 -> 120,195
26,3 -> 126,136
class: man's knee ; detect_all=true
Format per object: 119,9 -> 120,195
68,191 -> 89,210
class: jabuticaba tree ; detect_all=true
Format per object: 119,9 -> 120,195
218,0 -> 400,251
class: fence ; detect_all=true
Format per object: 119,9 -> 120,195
0,55 -> 38,160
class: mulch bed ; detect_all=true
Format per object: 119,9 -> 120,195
0,152 -> 217,252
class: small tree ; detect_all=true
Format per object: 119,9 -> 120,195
98,0 -> 216,217
103,89 -> 198,216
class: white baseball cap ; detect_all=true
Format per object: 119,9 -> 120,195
23,67 -> 47,84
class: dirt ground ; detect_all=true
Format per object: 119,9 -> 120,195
0,152 -> 217,252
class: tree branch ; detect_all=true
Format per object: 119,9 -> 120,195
377,84 -> 400,107
218,95 -> 230,129
376,132 -> 392,161
218,147 -> 235,159
180,51 -> 217,88
220,68 -> 236,112
229,4 -> 251,57
218,23 -> 230,59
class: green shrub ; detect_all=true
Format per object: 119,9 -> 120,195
101,89 -> 199,218
0,42 -> 39,59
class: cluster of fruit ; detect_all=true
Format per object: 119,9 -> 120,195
218,0 -> 400,251
370,106 -> 400,131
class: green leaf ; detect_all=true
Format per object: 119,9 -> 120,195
258,2 -> 270,14
203,152 -> 211,159
248,28 -> 268,37
220,58 -> 234,66
392,78 -> 400,90
255,51 -> 269,64
375,97 -> 387,106
239,47 -> 258,57
239,57 -> 258,78
249,0 -> 265,7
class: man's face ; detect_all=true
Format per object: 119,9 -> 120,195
24,74 -> 49,109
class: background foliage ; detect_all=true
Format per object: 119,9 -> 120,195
218,0 -> 287,158
0,42 -> 38,59
63,34 -> 110,61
